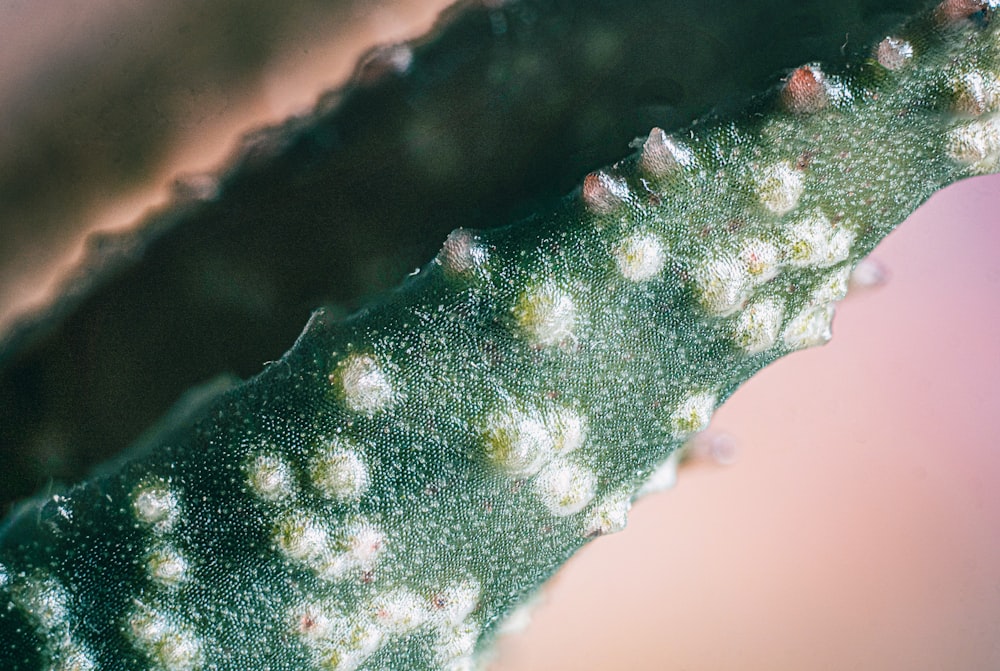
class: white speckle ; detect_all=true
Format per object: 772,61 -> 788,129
131,480 -> 180,532
126,604 -> 203,671
670,391 -> 716,439
756,161 -> 804,215
739,238 -> 781,284
694,255 -> 751,316
436,229 -> 489,276
146,545 -> 191,589
0,563 -> 9,589
614,232 -> 666,282
246,453 -> 296,502
583,491 -> 632,537
430,579 -> 481,628
812,266 -> 851,305
785,212 -> 854,268
947,116 -> 1000,171
638,451 -> 682,497
53,647 -> 97,671
640,127 -> 695,176
311,442 -> 370,501
582,170 -> 629,214
783,304 -> 835,350
320,520 -> 386,580
275,513 -> 330,564
12,574 -> 69,631
733,297 -> 785,354
482,406 -> 555,478
550,407 -> 586,456
332,353 -> 396,414
533,460 -> 597,517
371,589 -> 428,634
514,282 -> 577,348
876,37 -> 913,70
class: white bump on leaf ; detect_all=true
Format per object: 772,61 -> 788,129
583,491 -> 632,537
146,545 -> 191,589
275,513 -> 330,564
640,127 -> 695,176
126,604 -> 203,671
550,407 -> 586,456
514,283 -> 577,348
671,391 -> 716,439
756,161 -> 804,215
638,451 -> 682,497
430,579 -> 481,628
533,460 -> 597,517
783,304 -> 836,350
311,442 -> 369,501
131,479 -> 180,532
482,407 -> 555,478
11,574 -> 69,631
953,71 -> 1000,115
785,212 -> 854,268
246,453 -> 296,502
733,297 -> 785,354
371,589 -> 429,634
876,37 -> 914,71
320,520 -> 386,580
812,266 -> 852,305
947,117 -> 1000,170
694,256 -> 751,316
437,229 -> 489,276
739,238 -> 781,284
332,353 -> 395,414
614,232 -> 666,282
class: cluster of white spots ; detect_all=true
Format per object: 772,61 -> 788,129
876,37 -> 914,71
811,266 -> 852,305
756,161 -> 804,215
781,65 -> 831,114
331,353 -> 396,415
733,297 -> 786,354
640,127 -> 695,176
638,451 -> 682,498
245,452 -> 296,502
291,578 -> 481,671
146,544 -> 191,589
12,573 -> 98,671
784,211 -> 855,268
436,228 -> 489,276
533,460 -> 598,516
482,406 -> 554,478
782,304 -> 836,350
275,512 -> 330,566
131,479 -> 181,533
947,116 -> 1000,171
953,71 -> 1000,115
695,238 -> 781,316
126,603 -> 203,671
514,282 -> 578,348
613,232 -> 666,282
582,170 -> 630,214
275,514 -> 386,581
583,491 -> 632,537
670,390 -> 716,439
311,439 -> 370,501
0,563 -> 9,590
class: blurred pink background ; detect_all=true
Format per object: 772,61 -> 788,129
492,174 -> 1000,670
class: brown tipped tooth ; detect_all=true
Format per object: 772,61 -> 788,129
781,66 -> 830,114
582,171 -> 629,214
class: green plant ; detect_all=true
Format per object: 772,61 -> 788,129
2,1 -> 999,669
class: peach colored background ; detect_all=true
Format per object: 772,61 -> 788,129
492,175 -> 1000,670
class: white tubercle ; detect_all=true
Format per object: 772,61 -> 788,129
614,232 -> 666,282
274,513 -> 330,565
514,282 -> 577,348
739,238 -> 781,284
638,451 -> 682,497
291,601 -> 339,644
583,491 -> 632,537
332,353 -> 396,415
311,441 -> 370,501
533,460 -> 597,517
756,161 -> 804,215
953,70 -> 1000,115
783,304 -> 836,350
146,545 -> 191,589
947,116 -> 1000,170
246,453 -> 296,502
784,212 -> 854,268
482,406 -> 555,478
670,391 -> 716,439
131,479 -> 180,532
371,589 -> 429,635
550,407 -> 586,456
876,37 -> 914,71
433,621 -> 480,670
126,604 -> 203,671
733,297 -> 785,354
320,520 -> 386,580
11,574 -> 69,631
811,266 -> 852,305
437,228 -> 489,276
695,256 -> 751,316
430,579 -> 481,628
640,127 -> 694,176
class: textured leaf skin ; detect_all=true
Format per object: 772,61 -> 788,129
2,2 -> 998,670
